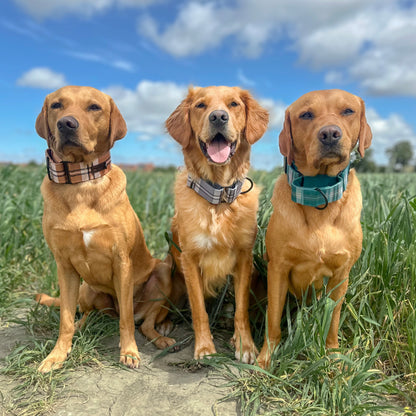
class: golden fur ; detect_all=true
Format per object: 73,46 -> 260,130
257,89 -> 372,368
166,86 -> 269,363
35,86 -> 175,372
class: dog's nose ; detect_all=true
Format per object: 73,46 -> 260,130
318,125 -> 342,145
209,110 -> 229,127
57,116 -> 79,133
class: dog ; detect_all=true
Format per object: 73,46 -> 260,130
165,86 -> 269,363
257,89 -> 372,368
35,85 -> 175,372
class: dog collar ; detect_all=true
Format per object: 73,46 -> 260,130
45,149 -> 112,184
285,158 -> 350,209
187,175 -> 253,204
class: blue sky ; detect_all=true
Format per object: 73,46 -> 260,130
1,0 -> 415,170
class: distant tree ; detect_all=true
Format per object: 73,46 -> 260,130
386,141 -> 414,171
354,148 -> 378,172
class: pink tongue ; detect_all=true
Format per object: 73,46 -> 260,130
207,139 -> 231,163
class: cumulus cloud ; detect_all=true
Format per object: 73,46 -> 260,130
139,0 -> 416,97
13,0 -> 164,19
366,108 -> 416,164
103,80 -> 187,138
16,67 -> 67,89
139,2 -> 237,57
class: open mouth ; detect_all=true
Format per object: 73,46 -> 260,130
199,133 -> 237,164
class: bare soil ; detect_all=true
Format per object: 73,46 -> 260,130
0,321 -> 240,416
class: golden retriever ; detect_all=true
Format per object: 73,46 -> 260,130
35,86 -> 175,372
166,86 -> 269,363
257,89 -> 372,368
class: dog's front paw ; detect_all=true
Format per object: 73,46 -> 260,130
256,346 -> 272,370
38,348 -> 70,373
194,342 -> 216,360
120,348 -> 141,369
231,334 -> 258,364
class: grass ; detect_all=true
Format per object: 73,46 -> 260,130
0,165 -> 415,415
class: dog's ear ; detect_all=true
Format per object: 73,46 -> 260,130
357,98 -> 372,157
109,98 -> 127,145
240,90 -> 269,144
165,92 -> 193,148
279,109 -> 294,165
35,100 -> 50,140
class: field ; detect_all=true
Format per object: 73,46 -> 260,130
0,164 -> 415,415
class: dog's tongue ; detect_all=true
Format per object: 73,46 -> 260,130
207,136 -> 231,164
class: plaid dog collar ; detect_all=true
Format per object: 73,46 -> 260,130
285,158 -> 350,209
187,175 -> 252,204
45,149 -> 112,184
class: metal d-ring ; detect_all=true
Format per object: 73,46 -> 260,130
314,187 -> 328,210
241,177 -> 254,194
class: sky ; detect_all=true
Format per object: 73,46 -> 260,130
1,0 -> 415,170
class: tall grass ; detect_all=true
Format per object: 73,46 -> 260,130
0,165 -> 415,415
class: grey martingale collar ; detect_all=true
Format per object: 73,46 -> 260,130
187,175 -> 253,204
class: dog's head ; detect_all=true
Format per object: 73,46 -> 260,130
279,89 -> 372,176
36,86 -> 127,163
166,86 -> 268,175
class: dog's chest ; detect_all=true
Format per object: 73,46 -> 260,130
290,223 -> 355,278
46,207 -> 116,281
190,205 -> 251,251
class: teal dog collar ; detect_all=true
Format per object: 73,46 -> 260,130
285,158 -> 350,209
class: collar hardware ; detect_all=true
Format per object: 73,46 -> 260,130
285,158 -> 350,209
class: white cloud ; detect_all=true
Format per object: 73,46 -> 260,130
365,108 -> 416,164
258,98 -> 285,130
103,80 -> 188,138
16,67 -> 67,89
139,0 -> 416,97
139,3 -> 238,57
237,69 -> 256,87
65,51 -> 135,72
13,0 -> 163,19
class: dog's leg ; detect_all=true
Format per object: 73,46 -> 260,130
114,260 -> 140,369
182,252 -> 216,359
257,260 -> 290,369
138,262 -> 177,350
325,271 -> 350,349
35,293 -> 61,307
231,251 -> 258,364
38,263 -> 80,373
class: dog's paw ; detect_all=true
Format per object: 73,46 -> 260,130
120,349 -> 141,369
256,354 -> 270,370
256,347 -> 272,370
231,334 -> 258,364
156,319 -> 174,336
194,343 -> 216,360
38,348 -> 70,373
234,348 -> 257,364
154,336 -> 179,352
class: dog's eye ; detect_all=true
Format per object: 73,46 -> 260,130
88,104 -> 102,111
299,111 -> 314,120
230,101 -> 239,107
51,102 -> 62,109
195,102 -> 206,109
342,108 -> 355,116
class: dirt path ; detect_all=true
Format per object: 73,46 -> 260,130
0,322 -> 239,416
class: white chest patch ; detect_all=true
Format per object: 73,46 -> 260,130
193,234 -> 218,250
82,230 -> 95,247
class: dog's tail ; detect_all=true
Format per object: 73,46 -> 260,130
35,293 -> 61,307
